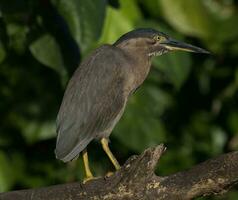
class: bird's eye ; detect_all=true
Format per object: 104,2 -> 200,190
154,35 -> 162,41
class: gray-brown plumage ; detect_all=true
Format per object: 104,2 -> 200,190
55,45 -> 129,162
55,28 -> 209,179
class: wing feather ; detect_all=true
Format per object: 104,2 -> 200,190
55,45 -> 127,162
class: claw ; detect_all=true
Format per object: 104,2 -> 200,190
105,171 -> 114,177
83,176 -> 100,184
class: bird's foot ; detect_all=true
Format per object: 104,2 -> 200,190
105,171 -> 114,177
83,176 -> 99,184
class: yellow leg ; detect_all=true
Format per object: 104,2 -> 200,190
101,138 -> 120,170
82,149 -> 93,182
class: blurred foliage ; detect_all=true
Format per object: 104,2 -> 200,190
0,0 -> 238,199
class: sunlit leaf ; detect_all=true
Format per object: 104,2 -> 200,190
29,34 -> 67,83
158,0 -> 214,38
99,0 -> 142,44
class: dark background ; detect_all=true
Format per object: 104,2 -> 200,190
0,0 -> 238,199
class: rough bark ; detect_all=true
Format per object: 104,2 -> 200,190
0,144 -> 238,200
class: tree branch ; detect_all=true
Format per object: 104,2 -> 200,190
1,144 -> 238,200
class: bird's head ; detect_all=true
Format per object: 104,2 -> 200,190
114,28 -> 209,57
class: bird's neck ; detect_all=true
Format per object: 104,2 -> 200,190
116,45 -> 152,94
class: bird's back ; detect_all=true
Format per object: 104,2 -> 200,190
55,45 -> 129,162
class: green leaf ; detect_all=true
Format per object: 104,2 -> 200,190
114,85 -> 171,152
99,0 -> 142,44
153,52 -> 192,90
214,14 -> 238,43
0,152 -> 14,192
225,191 -> 238,200
158,0 -> 214,38
17,118 -> 56,144
54,0 -> 106,53
6,23 -> 28,54
210,126 -> 227,155
228,111 -> 238,134
29,34 -> 67,82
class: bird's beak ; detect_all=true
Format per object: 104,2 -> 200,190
160,38 -> 210,54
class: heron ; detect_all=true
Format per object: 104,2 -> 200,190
55,28 -> 209,181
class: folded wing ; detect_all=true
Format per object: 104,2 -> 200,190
55,45 -> 127,162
